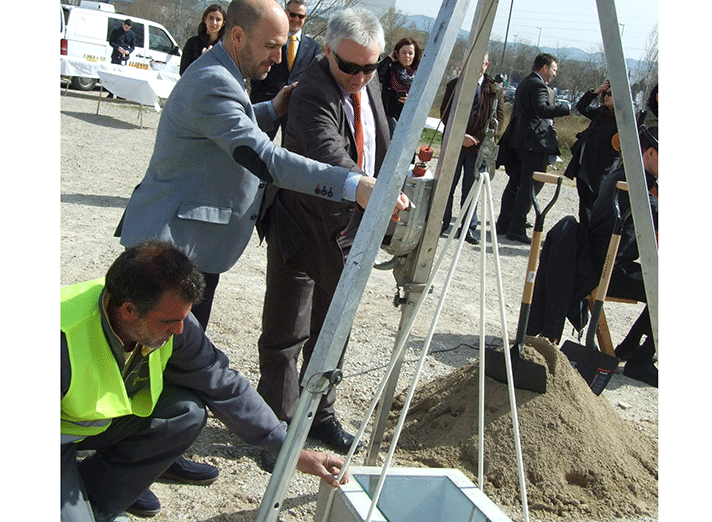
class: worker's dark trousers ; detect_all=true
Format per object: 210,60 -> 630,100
61,386 -> 207,521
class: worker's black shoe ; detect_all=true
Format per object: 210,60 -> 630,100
126,489 -> 160,518
259,450 -> 277,473
621,338 -> 657,387
623,363 -> 658,387
464,230 -> 480,245
506,231 -> 531,245
309,417 -> 365,454
161,456 -> 219,485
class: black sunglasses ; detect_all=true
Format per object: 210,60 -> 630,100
288,11 -> 306,20
333,52 -> 379,76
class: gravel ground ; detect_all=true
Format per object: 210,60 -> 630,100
60,87 -> 659,522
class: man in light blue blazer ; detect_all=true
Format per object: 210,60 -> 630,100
118,0 -> 407,515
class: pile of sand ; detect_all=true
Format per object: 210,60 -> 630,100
391,337 -> 658,521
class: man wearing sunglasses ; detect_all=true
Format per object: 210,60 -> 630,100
256,7 -> 390,472
250,0 -> 320,141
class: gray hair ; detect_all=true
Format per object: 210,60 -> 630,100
325,7 -> 385,55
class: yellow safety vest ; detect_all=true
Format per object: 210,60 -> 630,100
60,278 -> 173,443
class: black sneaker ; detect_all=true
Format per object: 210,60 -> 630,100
127,489 -> 160,518
161,456 -> 219,485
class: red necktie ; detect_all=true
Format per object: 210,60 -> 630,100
350,92 -> 364,168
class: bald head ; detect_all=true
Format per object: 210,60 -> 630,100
223,0 -> 289,80
225,0 -> 287,35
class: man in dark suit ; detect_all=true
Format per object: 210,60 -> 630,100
109,19 -> 135,65
440,52 -> 505,244
587,126 -> 658,387
249,0 -> 320,141
256,7 -> 389,471
496,53 -> 570,243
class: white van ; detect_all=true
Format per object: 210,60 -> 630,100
61,2 -> 181,90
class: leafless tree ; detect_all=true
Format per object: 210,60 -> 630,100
634,24 -> 658,109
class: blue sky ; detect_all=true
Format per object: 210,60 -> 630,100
394,0 -> 658,61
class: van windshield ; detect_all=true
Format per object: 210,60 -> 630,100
149,25 -> 175,54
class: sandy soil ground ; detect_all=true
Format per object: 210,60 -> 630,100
60,88 -> 658,522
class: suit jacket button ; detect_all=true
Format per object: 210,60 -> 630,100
258,182 -> 266,189
250,214 -> 257,221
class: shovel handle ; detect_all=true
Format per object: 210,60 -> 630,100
586,184 -> 633,347
521,230 -> 544,305
530,173 -> 563,232
533,171 -> 563,185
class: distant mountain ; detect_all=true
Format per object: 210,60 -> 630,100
401,13 -> 471,41
401,14 -> 647,73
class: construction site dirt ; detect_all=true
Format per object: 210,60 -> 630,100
60,89 -> 658,522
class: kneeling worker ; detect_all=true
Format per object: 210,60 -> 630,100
61,241 -> 347,522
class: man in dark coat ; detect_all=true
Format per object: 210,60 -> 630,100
496,53 -> 570,243
109,19 -> 135,65
440,52 -> 505,244
587,126 -> 658,386
249,0 -> 320,141
256,7 -> 389,471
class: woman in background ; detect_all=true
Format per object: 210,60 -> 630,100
179,4 -> 226,75
378,37 -> 422,135
564,79 -> 619,229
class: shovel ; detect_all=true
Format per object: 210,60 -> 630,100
484,172 -> 563,393
561,181 -> 629,395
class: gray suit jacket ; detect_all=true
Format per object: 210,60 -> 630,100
120,42 -> 353,274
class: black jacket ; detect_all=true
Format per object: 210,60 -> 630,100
527,216 -> 598,342
109,27 -> 135,63
563,89 -> 619,193
509,72 -> 570,154
180,33 -> 216,75
249,34 -> 320,103
587,167 -> 658,278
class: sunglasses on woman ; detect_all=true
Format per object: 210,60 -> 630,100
333,52 -> 380,75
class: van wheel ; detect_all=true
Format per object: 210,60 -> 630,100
69,76 -> 97,91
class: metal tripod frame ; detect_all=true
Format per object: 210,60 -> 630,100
254,1 -> 657,521
254,1 -> 476,520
